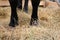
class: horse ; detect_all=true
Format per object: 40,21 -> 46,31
9,0 -> 40,27
18,0 -> 28,13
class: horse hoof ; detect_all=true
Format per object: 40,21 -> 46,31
9,23 -> 15,27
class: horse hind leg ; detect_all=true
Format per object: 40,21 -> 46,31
18,0 -> 22,10
23,0 -> 28,13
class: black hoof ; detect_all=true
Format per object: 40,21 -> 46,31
9,19 -> 19,27
9,22 -> 15,27
9,22 -> 18,27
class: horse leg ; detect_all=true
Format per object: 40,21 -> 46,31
23,0 -> 28,13
30,0 -> 40,25
18,0 -> 22,10
9,0 -> 18,27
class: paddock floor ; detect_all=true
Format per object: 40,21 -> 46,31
0,1 -> 60,40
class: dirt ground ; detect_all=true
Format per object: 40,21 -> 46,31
0,1 -> 60,40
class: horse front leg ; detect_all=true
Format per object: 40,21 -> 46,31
9,0 -> 18,27
30,0 -> 40,25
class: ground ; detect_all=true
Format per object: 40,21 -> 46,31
0,1 -> 60,40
